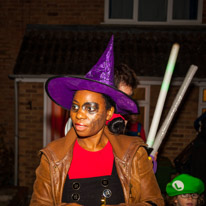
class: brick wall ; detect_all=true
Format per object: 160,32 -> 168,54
18,82 -> 44,190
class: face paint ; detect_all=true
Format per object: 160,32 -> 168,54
70,90 -> 111,137
71,102 -> 99,114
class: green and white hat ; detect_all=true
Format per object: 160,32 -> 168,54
166,174 -> 205,196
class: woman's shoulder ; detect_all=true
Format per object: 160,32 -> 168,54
106,126 -> 148,160
105,126 -> 146,148
118,133 -> 146,146
40,128 -> 77,161
47,136 -> 67,148
39,137 -> 67,160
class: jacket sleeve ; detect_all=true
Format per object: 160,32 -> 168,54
30,153 -> 54,206
107,147 -> 165,206
129,146 -> 165,206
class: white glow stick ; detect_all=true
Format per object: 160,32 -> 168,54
146,43 -> 180,147
151,65 -> 198,156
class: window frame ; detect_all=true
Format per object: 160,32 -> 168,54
134,85 -> 150,136
104,0 -> 203,25
43,89 -> 52,147
198,86 -> 206,116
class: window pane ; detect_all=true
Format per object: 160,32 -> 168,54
109,0 -> 133,19
138,0 -> 167,21
51,102 -> 68,141
173,0 -> 198,20
203,89 -> 206,102
133,87 -> 145,101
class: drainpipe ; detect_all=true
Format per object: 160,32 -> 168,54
14,78 -> 18,186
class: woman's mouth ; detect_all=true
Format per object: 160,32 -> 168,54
75,123 -> 87,131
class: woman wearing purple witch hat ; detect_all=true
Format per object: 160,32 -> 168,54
30,36 -> 164,206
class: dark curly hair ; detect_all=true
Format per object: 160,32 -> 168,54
114,63 -> 138,90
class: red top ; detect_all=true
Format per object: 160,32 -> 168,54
68,140 -> 114,179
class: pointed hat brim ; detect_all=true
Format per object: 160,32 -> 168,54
46,75 -> 139,114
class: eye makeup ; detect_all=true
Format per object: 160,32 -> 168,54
71,102 -> 99,114
82,102 -> 99,114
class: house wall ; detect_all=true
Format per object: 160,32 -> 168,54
0,0 -> 205,194
18,82 -> 44,189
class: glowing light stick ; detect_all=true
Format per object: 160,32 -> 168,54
151,65 -> 198,156
146,43 -> 180,147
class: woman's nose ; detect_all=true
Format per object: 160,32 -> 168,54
76,108 -> 86,119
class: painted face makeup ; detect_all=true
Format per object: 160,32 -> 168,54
70,90 -> 110,137
71,102 -> 99,114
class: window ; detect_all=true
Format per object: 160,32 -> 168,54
43,92 -> 68,146
104,0 -> 203,25
198,87 -> 206,116
132,85 -> 150,135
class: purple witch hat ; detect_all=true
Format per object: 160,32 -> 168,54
46,36 -> 138,114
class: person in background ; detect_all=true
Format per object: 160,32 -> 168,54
166,173 -> 205,206
125,113 -> 146,142
114,63 -> 138,97
114,63 -> 146,140
30,36 -> 164,206
190,112 -> 206,205
174,112 -> 206,205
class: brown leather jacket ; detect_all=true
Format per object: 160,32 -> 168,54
30,126 -> 164,206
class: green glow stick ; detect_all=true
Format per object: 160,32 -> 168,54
146,43 -> 180,147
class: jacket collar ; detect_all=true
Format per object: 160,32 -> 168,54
104,126 -> 146,161
45,126 -> 146,162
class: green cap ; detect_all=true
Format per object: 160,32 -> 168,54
166,174 -> 205,196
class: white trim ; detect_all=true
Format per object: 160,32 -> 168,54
43,87 -> 47,147
15,78 -> 49,147
104,0 -> 109,23
133,0 -> 138,21
136,85 -> 150,136
101,20 -> 202,25
15,78 -> 47,83
198,0 -> 203,23
198,86 -> 206,116
14,79 -> 19,186
137,76 -> 206,86
43,86 -> 52,147
167,0 -> 173,23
